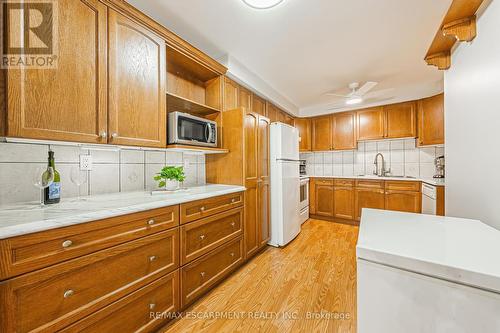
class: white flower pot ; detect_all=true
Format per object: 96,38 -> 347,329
164,179 -> 180,191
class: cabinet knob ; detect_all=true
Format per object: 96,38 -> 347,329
230,252 -> 235,257
200,206 -> 205,212
99,131 -> 107,139
62,240 -> 73,248
231,198 -> 236,203
147,219 -> 155,225
149,303 -> 156,310
149,255 -> 157,262
230,222 -> 236,228
199,234 -> 205,240
63,289 -> 74,298
111,132 -> 118,139
200,271 -> 206,278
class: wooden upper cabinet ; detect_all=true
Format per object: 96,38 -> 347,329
356,107 -> 385,141
266,102 -> 277,122
332,112 -> 357,150
418,93 -> 444,146
282,112 -> 295,126
312,115 -> 333,151
108,10 -> 166,147
252,95 -> 267,117
239,87 -> 252,110
385,101 -> 416,139
223,77 -> 239,111
6,0 -> 108,143
294,118 -> 312,151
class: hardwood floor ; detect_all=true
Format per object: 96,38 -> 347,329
162,219 -> 359,333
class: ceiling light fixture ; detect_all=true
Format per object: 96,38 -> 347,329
346,97 -> 363,105
242,0 -> 285,9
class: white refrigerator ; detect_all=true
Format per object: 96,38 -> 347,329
269,122 -> 301,247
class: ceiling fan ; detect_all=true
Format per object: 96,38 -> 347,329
324,82 -> 395,110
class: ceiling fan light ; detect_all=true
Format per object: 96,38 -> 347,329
346,97 -> 363,105
242,0 -> 285,9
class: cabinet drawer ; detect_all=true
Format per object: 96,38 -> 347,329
180,192 -> 244,224
0,205 -> 179,280
0,229 -> 179,333
181,207 -> 243,265
385,181 -> 421,192
181,236 -> 243,308
355,180 -> 384,189
61,271 -> 179,333
314,178 -> 334,185
334,179 -> 355,187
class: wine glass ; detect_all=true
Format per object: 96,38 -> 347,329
32,166 -> 54,208
70,166 -> 87,201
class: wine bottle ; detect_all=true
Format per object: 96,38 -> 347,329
44,150 -> 61,204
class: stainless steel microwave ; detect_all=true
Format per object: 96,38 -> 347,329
168,112 -> 217,147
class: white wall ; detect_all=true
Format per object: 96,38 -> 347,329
445,0 -> 500,229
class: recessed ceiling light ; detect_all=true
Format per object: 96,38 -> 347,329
242,0 -> 285,9
346,97 -> 363,105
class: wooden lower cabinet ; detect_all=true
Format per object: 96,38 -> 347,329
180,237 -> 243,308
61,271 -> 180,333
355,188 -> 385,221
385,190 -> 422,213
315,183 -> 334,217
333,181 -> 355,220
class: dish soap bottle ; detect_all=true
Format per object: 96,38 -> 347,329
44,150 -> 61,204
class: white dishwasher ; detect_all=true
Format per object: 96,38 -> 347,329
421,183 -> 437,215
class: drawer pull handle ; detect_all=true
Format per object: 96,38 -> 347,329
200,271 -> 206,278
149,303 -> 156,310
63,289 -> 74,298
230,222 -> 236,228
230,252 -> 235,257
231,198 -> 236,203
199,234 -> 205,240
62,240 -> 73,248
200,206 -> 205,212
148,219 -> 155,225
149,255 -> 157,262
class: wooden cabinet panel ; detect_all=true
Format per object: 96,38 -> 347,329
0,230 -> 179,333
355,179 -> 384,189
309,178 -> 316,215
244,183 -> 259,258
180,208 -> 243,265
258,116 -> 271,247
437,186 -> 445,216
61,271 -> 179,333
354,188 -> 385,221
385,101 -> 416,138
334,187 -> 355,220
356,107 -> 385,140
312,115 -> 333,151
266,102 -> 278,122
332,112 -> 357,150
239,87 -> 252,110
283,112 -> 295,126
6,0 -> 108,143
385,181 -> 421,192
295,118 -> 312,151
181,236 -> 243,308
315,184 -> 334,217
252,95 -> 267,117
0,205 -> 178,280
223,77 -> 239,111
385,190 -> 422,213
180,192 -> 244,224
418,93 -> 444,146
108,10 -> 166,147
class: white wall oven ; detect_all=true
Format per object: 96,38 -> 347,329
299,177 -> 309,224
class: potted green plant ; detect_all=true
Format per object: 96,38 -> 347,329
154,166 -> 186,191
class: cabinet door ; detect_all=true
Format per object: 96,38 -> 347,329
357,107 -> 385,141
354,188 -> 385,221
315,185 -> 334,217
309,179 -> 316,215
239,87 -> 252,110
418,93 -> 444,146
334,187 -> 355,220
385,101 -> 416,139
295,118 -> 312,151
283,113 -> 295,126
108,10 -> 166,148
385,190 -> 421,213
332,112 -> 356,150
266,102 -> 277,122
6,0 -> 108,143
244,111 -> 259,258
252,95 -> 267,117
258,116 -> 271,247
312,116 -> 333,151
223,77 -> 239,111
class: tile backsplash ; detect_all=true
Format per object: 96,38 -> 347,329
300,139 -> 444,179
0,142 -> 206,206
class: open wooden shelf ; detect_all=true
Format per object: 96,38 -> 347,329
166,144 -> 229,154
167,92 -> 220,116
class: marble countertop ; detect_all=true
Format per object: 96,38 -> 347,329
307,175 -> 445,186
357,209 -> 500,293
0,184 -> 246,240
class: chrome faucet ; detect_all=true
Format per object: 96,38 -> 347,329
373,153 -> 390,177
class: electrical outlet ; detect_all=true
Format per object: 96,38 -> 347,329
80,155 -> 92,171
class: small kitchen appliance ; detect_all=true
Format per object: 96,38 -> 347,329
434,155 -> 445,178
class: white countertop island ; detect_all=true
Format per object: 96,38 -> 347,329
357,209 -> 500,333
0,184 -> 245,240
